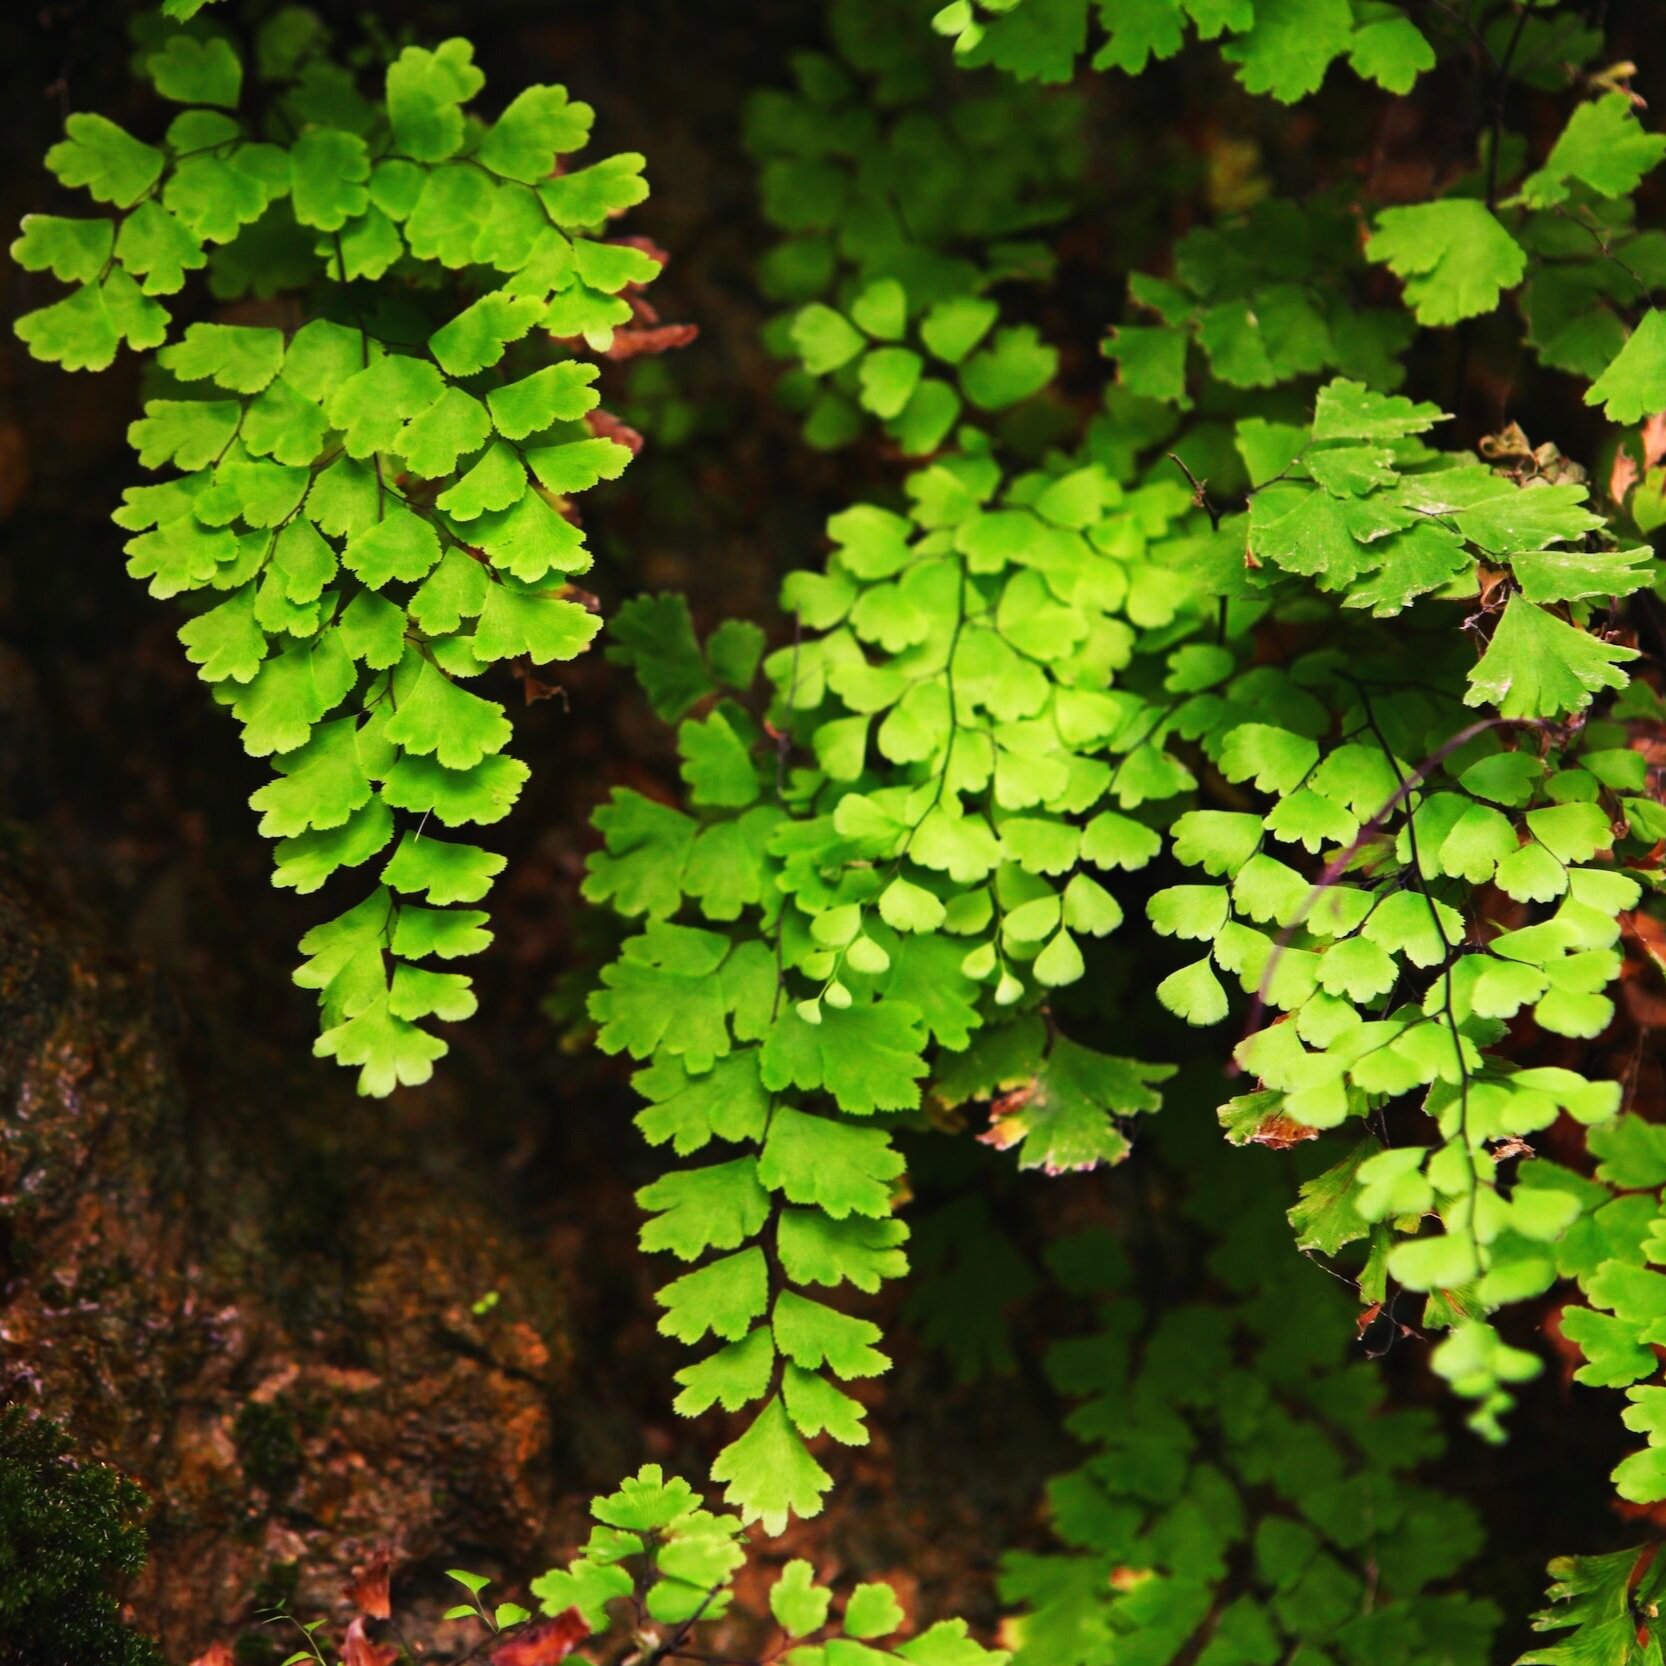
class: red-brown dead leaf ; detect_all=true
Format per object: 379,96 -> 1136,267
521,669 -> 567,706
1611,446 -> 1640,504
1246,1112 -> 1320,1150
991,1083 -> 1035,1117
342,1617 -> 399,1666
188,1645 -> 236,1666
1616,1493 -> 1666,1531
1480,421 -> 1534,462
1628,909 -> 1666,966
343,1546 -> 395,1620
490,1608 -> 590,1666
586,409 -> 644,455
1629,1542 -> 1662,1594
1476,562 -> 1512,604
1643,413 -> 1666,469
978,1083 -> 1036,1152
1623,912 -> 1666,1024
602,323 -> 699,361
977,1118 -> 1025,1153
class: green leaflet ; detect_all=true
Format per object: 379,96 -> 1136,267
1366,200 -> 1527,326
15,16 -> 669,1093
528,1462 -> 1006,1652
1521,1547 -> 1666,1665
935,0 -> 1432,100
594,437 -> 1197,1521
1150,379 -> 1654,1431
1465,595 -> 1638,719
748,7 -> 1084,449
1001,1173 -> 1497,1666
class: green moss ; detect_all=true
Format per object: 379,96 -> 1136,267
233,1400 -> 303,1497
0,1408 -> 163,1666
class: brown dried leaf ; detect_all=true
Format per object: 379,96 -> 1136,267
520,669 -> 568,707
342,1616 -> 399,1666
1628,910 -> 1666,977
1612,445 -> 1640,505
977,1119 -> 1024,1153
586,409 -> 644,456
977,1083 -> 1035,1153
1479,421 -> 1533,461
602,323 -> 699,361
188,1646 -> 236,1666
1643,412 -> 1666,469
343,1546 -> 395,1620
490,1608 -> 590,1666
1244,1112 -> 1321,1150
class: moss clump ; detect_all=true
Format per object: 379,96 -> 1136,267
0,1408 -> 163,1666
234,1400 -> 303,1497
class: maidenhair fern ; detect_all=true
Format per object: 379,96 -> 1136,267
747,0 -> 1082,452
529,1464 -> 1004,1666
1002,1136 -> 1499,1666
18,1 -> 1666,1661
589,0 -> 1666,1645
13,5 -> 675,1093
934,0 -> 1465,98
593,356 -> 1660,1521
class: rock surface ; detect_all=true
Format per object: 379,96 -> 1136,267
0,832 -> 575,1657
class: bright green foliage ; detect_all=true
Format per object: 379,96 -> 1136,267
604,7 -> 1666,1662
1366,200 -> 1527,327
602,14 -> 1666,1554
15,9 -> 670,1092
1132,380 -> 1657,1438
954,12 -> 1666,439
746,0 -> 1083,449
589,429 -> 1215,1518
23,2 -> 1666,1656
931,0 -> 1432,96
787,286 -> 1055,453
530,1463 -> 1006,1656
585,3 -> 1666,1623
1520,1546 -> 1666,1664
1109,198 -> 1414,409
1517,93 -> 1666,210
1000,1158 -> 1497,1666
591,347 -> 1650,1523
1586,310 -> 1666,425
